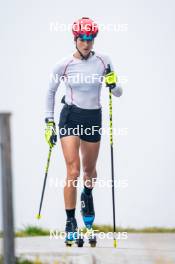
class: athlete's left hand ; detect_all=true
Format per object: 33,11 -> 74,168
105,71 -> 117,88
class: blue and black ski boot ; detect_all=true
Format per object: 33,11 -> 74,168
65,217 -> 84,247
81,191 -> 97,247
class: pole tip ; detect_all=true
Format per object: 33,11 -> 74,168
36,214 -> 42,219
113,239 -> 118,248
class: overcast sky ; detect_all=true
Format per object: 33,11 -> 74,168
0,0 -> 175,231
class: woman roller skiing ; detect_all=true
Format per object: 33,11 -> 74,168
45,17 -> 123,247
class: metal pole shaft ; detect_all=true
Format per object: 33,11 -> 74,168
109,88 -> 116,236
37,147 -> 52,219
0,113 -> 15,264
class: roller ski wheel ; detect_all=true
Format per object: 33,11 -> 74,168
65,237 -> 84,247
89,240 -> 97,247
89,235 -> 97,247
75,237 -> 84,247
86,228 -> 97,247
65,240 -> 74,247
65,217 -> 78,247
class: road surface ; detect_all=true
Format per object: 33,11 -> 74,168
0,233 -> 175,263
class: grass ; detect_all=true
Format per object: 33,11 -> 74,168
15,226 -> 50,237
0,256 -> 34,264
0,225 -> 175,238
92,225 -> 175,233
15,258 -> 34,264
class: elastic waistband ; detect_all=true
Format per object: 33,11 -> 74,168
63,103 -> 102,114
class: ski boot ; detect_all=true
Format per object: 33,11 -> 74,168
65,217 -> 84,247
81,191 -> 97,247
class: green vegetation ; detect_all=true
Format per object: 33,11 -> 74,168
0,225 -> 175,238
0,256 -> 34,264
15,225 -> 175,236
92,225 -> 175,233
16,258 -> 34,264
15,226 -> 50,237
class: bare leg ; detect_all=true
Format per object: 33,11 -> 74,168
80,140 -> 101,188
60,136 -> 80,209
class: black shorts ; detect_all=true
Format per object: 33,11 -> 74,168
58,104 -> 102,142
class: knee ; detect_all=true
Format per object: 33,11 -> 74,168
69,169 -> 80,182
83,166 -> 96,179
67,161 -> 80,181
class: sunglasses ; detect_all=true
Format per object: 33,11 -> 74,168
79,34 -> 94,41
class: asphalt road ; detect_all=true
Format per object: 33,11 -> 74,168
0,233 -> 175,263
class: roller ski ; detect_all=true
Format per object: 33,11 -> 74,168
81,190 -> 97,247
65,217 -> 84,247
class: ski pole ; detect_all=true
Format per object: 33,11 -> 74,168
36,146 -> 53,219
106,64 -> 117,248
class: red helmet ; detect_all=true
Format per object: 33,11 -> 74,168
72,17 -> 99,40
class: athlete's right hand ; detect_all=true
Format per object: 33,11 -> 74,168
45,118 -> 57,148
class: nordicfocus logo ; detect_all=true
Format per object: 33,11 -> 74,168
49,229 -> 128,241
49,22 -> 128,33
49,72 -> 128,85
58,125 -> 128,137
49,177 -> 128,189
